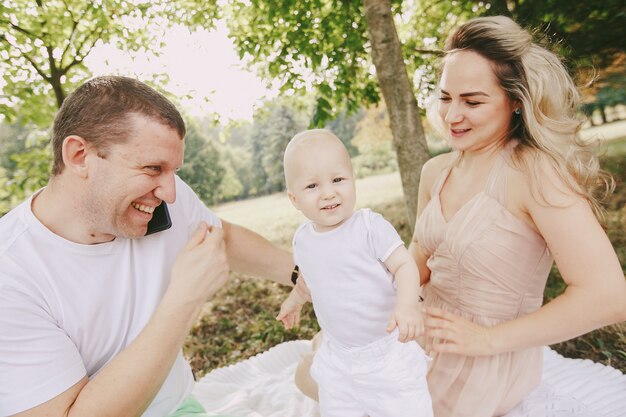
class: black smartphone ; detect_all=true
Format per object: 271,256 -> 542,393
145,202 -> 172,236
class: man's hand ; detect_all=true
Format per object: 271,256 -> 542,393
168,222 -> 230,308
387,304 -> 424,343
13,223 -> 231,417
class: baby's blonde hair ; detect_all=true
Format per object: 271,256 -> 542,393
429,16 -> 613,220
284,129 -> 339,157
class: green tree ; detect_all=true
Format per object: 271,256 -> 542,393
0,122 -> 51,216
227,0 -> 429,228
351,103 -> 397,178
595,73 -> 626,115
0,134 -> 50,216
217,160 -> 244,202
222,146 -> 255,199
0,121 -> 31,170
0,0 -> 221,215
217,120 -> 255,200
402,0 -> 625,74
249,101 -> 307,195
0,0 -> 219,127
177,122 -> 225,206
501,0 -> 625,70
324,108 -> 364,157
225,0 -> 625,227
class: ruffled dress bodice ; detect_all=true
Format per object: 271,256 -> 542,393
415,144 -> 554,417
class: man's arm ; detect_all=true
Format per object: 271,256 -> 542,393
14,223 -> 229,417
222,220 -> 294,286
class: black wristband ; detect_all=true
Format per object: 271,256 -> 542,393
291,265 -> 299,285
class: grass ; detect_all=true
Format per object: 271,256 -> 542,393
185,134 -> 626,378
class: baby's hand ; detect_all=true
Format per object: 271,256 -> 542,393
387,304 -> 424,343
276,288 -> 309,330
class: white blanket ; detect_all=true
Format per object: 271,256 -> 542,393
193,340 -> 626,417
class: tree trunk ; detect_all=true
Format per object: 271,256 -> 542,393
363,0 -> 429,232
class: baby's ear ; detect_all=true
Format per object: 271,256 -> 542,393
287,191 -> 299,209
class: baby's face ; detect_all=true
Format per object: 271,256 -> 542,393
286,135 -> 356,232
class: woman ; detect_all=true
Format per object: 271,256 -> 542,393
295,15 -> 626,417
411,15 -> 625,417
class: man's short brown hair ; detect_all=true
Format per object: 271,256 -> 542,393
51,76 -> 186,175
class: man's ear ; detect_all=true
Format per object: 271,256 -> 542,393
62,135 -> 90,178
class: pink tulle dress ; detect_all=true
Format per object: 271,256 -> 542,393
415,142 -> 554,417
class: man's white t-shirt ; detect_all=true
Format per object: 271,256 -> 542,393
0,176 -> 219,416
293,208 -> 404,348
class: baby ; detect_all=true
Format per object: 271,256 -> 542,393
277,129 -> 433,417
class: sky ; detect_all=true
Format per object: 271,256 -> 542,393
85,21 -> 273,122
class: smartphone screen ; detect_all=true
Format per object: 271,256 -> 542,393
145,202 -> 172,235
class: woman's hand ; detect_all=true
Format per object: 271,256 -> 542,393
424,307 -> 495,356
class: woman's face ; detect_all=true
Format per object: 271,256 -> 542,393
437,50 -> 516,152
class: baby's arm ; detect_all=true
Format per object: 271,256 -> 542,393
384,245 -> 424,342
276,278 -> 311,330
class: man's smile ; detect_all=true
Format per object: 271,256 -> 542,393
131,202 -> 156,214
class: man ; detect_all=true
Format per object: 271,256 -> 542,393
0,76 -> 296,416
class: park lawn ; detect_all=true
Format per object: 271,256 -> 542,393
184,136 -> 626,378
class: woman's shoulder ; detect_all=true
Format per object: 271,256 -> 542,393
509,147 -> 570,191
421,151 -> 456,191
507,146 -> 581,215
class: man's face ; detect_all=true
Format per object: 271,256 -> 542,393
82,114 -> 184,242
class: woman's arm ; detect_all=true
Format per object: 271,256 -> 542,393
409,154 -> 449,285
490,160 -> 626,350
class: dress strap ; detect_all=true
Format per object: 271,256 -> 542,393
431,166 -> 452,197
484,140 -> 518,204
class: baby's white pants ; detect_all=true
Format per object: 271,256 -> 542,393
310,331 -> 433,417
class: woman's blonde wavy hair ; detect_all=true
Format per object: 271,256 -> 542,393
428,15 -> 614,221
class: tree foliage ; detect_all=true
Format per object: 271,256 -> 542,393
0,0 -> 220,127
226,0 -> 391,125
249,101 -> 308,195
502,0 -> 626,70
0,124 -> 50,215
227,0 -> 431,227
351,104 -> 397,178
0,0 -> 221,214
177,122 -> 225,206
2,0 -> 623,218
324,108 -> 363,157
400,1 -> 488,101
225,0 -> 625,227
